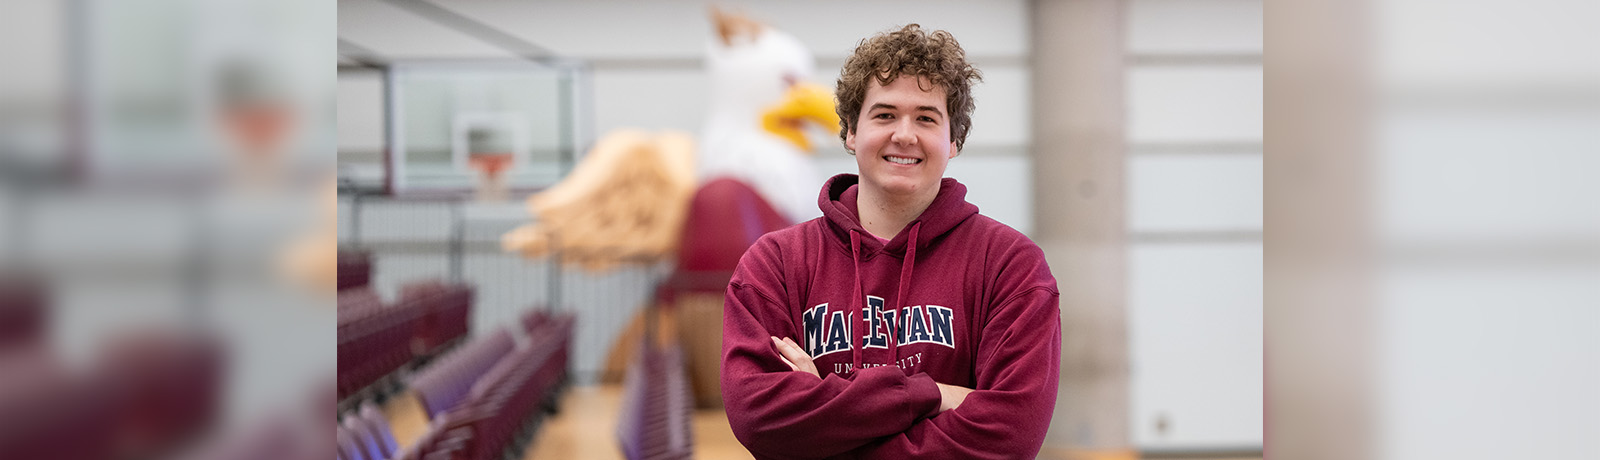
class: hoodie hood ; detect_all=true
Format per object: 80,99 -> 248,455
816,173 -> 979,372
817,174 -> 979,256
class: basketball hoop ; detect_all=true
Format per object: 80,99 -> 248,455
469,152 -> 514,201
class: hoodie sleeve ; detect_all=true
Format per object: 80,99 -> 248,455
843,286 -> 1061,460
721,241 -> 944,459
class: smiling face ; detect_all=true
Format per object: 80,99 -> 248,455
845,75 -> 958,202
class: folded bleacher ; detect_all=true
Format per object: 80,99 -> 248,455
0,330 -> 221,460
616,336 -> 695,460
0,274 -> 45,348
409,329 -> 514,419
338,251 -> 373,292
400,280 -> 474,358
336,402 -> 398,460
337,280 -> 475,407
391,309 -> 575,460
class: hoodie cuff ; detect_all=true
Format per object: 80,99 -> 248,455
904,372 -> 943,420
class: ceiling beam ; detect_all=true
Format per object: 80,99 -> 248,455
337,37 -> 387,69
380,0 -> 559,62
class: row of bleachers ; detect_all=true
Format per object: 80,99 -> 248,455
393,310 -> 574,460
617,334 -> 695,460
0,331 -> 222,460
337,280 -> 474,405
409,328 -> 514,420
399,280 -> 473,357
338,251 -> 373,292
0,275 -> 45,348
336,402 -> 401,460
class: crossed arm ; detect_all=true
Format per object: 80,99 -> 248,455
723,276 -> 1060,459
769,336 -> 973,412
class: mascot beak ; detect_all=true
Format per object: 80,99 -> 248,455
760,82 -> 840,153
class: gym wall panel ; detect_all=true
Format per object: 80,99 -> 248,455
1377,0 -> 1600,87
1378,108 -> 1600,244
337,73 -> 385,152
1127,243 -> 1263,448
1126,0 -> 1262,55
966,65 -> 1034,149
25,194 -> 192,270
948,155 -> 1035,237
1378,264 -> 1600,460
589,69 -> 708,140
1129,154 -> 1262,233
1373,1 -> 1600,457
1124,0 -> 1264,451
0,0 -> 65,101
1127,66 -> 1263,143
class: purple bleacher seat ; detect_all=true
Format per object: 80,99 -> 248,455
0,373 -> 116,460
358,402 -> 399,458
399,280 -> 474,358
0,273 -> 46,348
617,339 -> 694,460
472,334 -> 566,459
519,308 -> 549,334
407,337 -> 542,460
399,313 -> 576,460
97,330 -> 223,459
335,426 -> 364,460
338,295 -> 431,401
342,413 -> 384,460
337,251 -> 372,292
409,328 -> 513,419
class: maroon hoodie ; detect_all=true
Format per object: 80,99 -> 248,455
722,174 -> 1061,459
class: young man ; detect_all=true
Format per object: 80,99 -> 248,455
721,24 -> 1061,459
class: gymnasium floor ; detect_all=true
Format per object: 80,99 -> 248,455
381,384 -> 1260,460
382,384 -> 753,460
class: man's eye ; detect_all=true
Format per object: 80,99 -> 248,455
919,116 -> 936,122
874,113 -> 893,120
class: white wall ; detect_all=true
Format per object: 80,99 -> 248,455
337,73 -> 385,153
1123,0 -> 1264,450
1373,1 -> 1600,458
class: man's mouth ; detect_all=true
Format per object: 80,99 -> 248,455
885,156 -> 922,165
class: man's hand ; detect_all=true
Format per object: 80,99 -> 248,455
771,336 -> 819,378
772,335 -> 971,412
936,382 -> 973,413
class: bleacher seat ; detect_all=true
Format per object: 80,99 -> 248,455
337,251 -> 373,292
409,328 -> 513,419
394,310 -> 575,460
336,425 -> 365,460
0,274 -> 45,349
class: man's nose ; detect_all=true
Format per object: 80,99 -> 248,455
891,119 -> 917,146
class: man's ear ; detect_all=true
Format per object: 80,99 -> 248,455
845,129 -> 857,153
949,141 -> 960,159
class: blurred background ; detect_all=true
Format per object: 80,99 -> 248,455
0,0 -> 1592,459
332,1 -> 1262,459
1,0 -> 337,458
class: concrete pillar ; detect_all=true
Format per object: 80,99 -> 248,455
1030,0 -> 1131,458
1264,1 -> 1372,459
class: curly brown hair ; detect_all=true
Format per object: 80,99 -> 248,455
835,24 -> 983,152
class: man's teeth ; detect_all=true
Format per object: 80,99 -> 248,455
885,156 -> 921,165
